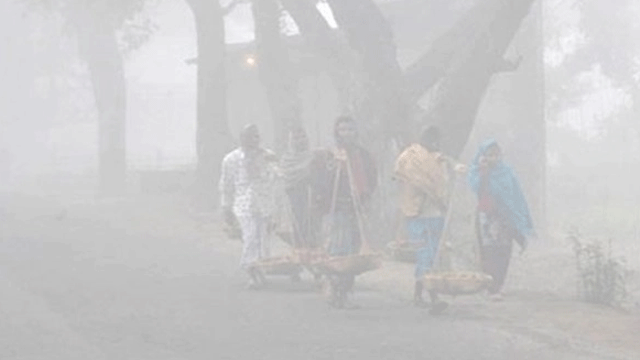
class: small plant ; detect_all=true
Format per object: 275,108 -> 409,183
568,231 -> 629,306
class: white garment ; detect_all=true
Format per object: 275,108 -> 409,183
219,147 -> 279,268
237,214 -> 272,268
219,148 -> 278,218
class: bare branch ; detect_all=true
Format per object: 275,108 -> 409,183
494,55 -> 524,73
223,0 -> 248,16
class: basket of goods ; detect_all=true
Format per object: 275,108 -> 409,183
419,171 -> 493,296
312,252 -> 382,276
386,241 -> 418,263
312,150 -> 383,277
250,255 -> 303,276
422,271 -> 493,296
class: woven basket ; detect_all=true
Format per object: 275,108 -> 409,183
251,256 -> 303,276
386,242 -> 417,263
422,271 -> 493,296
292,249 -> 328,264
312,253 -> 382,276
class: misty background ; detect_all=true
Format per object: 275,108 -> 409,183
2,0 -> 639,265
3,0 -> 640,358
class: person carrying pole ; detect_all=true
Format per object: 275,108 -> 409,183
394,126 -> 463,313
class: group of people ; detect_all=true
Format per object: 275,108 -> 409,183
219,115 -> 534,312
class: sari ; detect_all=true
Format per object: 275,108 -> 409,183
280,148 -> 318,248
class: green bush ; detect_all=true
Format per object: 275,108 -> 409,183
568,232 -> 629,306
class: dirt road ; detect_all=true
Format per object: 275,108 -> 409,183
0,193 -> 636,359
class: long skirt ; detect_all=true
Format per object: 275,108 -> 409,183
328,209 -> 361,257
406,216 -> 445,279
476,211 -> 517,294
237,214 -> 272,269
286,184 -> 320,248
327,209 -> 361,297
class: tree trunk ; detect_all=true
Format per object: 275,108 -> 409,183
186,0 -> 230,207
74,10 -> 127,196
280,0 -> 354,111
317,0 -> 538,245
279,0 -> 338,58
325,0 -> 409,144
403,0 -> 506,103
425,0 -> 536,157
252,0 -> 301,151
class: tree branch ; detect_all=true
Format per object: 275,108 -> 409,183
280,0 -> 339,57
325,0 -> 409,141
403,0 -> 505,103
494,55 -> 523,73
223,0 -> 248,17
424,0 -> 537,157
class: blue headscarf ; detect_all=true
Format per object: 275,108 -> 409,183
468,139 -> 534,239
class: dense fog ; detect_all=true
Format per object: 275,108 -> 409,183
1,0 -> 639,359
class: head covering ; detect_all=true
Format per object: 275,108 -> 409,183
280,127 -> 313,188
240,124 -> 259,149
334,115 -> 357,146
468,139 -> 534,238
394,143 -> 448,212
330,116 -> 377,206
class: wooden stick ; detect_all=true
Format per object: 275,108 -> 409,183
344,153 -> 371,254
323,161 -> 342,252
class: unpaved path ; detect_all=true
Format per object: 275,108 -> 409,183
0,193 -> 637,359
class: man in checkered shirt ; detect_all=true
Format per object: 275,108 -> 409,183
219,124 -> 279,288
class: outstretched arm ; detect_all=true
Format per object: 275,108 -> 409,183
219,154 -> 236,219
363,149 -> 378,192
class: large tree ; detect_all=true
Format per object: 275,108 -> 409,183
251,0 -> 301,151
70,2 -> 128,195
420,0 -> 537,156
25,0 -> 230,200
185,0 -> 231,206
279,0 -> 541,235
24,0 -> 155,194
280,0 -> 355,112
325,0 -> 409,145
280,0 -> 537,157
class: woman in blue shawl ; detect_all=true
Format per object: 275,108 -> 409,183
468,139 -> 534,300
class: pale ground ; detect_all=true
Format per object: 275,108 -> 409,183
1,189 -> 639,359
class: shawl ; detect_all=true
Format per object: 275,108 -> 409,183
343,146 -> 377,201
394,143 -> 448,206
279,149 -> 313,189
468,139 -> 534,238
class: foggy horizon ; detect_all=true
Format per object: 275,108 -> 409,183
1,0 -> 639,359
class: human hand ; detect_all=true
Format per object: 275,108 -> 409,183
454,163 -> 467,173
518,238 -> 529,255
519,244 -> 527,255
223,207 -> 235,225
334,149 -> 348,162
478,156 -> 489,168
